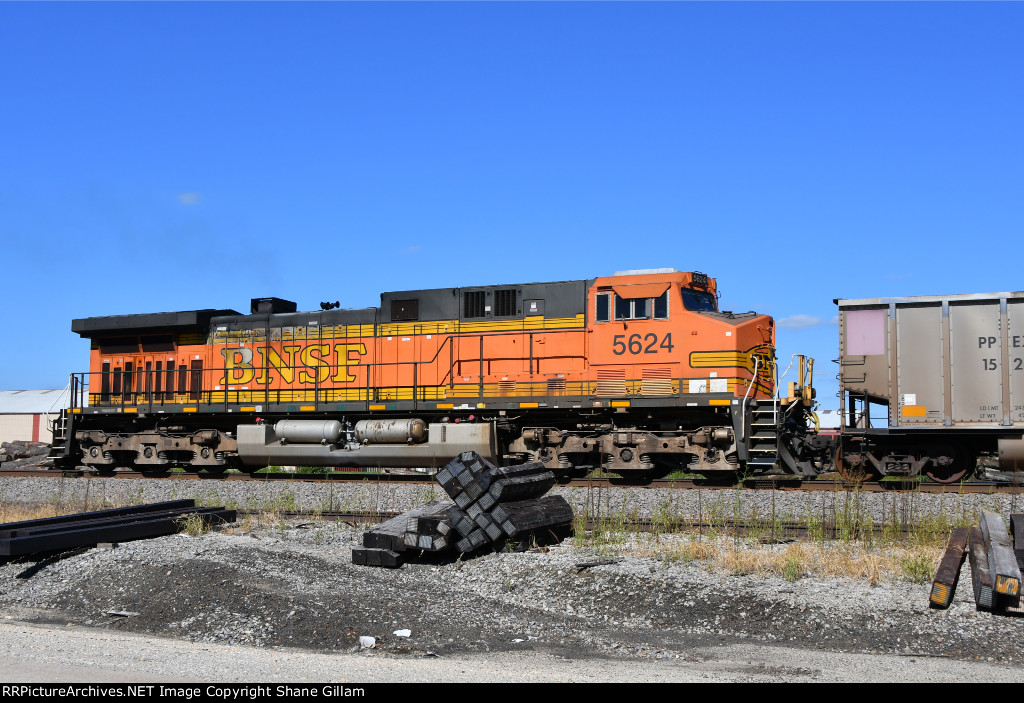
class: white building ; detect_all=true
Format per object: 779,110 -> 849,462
0,389 -> 71,444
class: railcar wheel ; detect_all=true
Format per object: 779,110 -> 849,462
925,451 -> 975,484
834,445 -> 879,483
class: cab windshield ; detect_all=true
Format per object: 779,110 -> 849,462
681,289 -> 717,311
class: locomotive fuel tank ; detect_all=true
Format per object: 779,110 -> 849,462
236,421 -> 495,468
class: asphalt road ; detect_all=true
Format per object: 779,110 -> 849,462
3,620 -> 1023,683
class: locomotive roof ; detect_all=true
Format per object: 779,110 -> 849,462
210,306 -> 378,328
72,270 -> 715,337
72,309 -> 240,338
383,277 -> 592,294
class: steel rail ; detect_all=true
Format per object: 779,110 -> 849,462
3,466 -> 1024,494
243,509 -> 931,539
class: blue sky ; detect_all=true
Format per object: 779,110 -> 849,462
1,2 -> 1021,411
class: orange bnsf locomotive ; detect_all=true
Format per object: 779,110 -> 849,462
57,269 -> 826,479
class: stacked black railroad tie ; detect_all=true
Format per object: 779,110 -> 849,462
353,452 -> 575,568
438,452 -> 569,553
354,501 -> 453,568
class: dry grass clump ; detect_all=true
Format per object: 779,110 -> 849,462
0,501 -> 86,524
0,477 -> 156,525
569,484 -> 970,585
713,541 -> 920,585
607,533 -> 943,585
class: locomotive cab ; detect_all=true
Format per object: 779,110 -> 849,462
562,269 -> 785,477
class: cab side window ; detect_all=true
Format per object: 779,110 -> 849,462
653,291 -> 669,319
614,295 -> 651,320
596,290 -> 670,321
596,292 -> 611,322
615,295 -> 638,320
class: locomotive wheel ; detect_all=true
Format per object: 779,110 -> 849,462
834,445 -> 879,484
608,469 -> 657,485
925,451 -> 975,484
137,468 -> 170,476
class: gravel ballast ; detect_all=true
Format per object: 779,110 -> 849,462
3,474 -> 1024,524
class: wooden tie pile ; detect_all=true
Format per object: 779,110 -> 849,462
0,440 -> 49,463
353,452 -> 574,568
929,510 -> 1023,614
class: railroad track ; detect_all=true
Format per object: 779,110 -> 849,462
245,509 -> 932,540
3,466 -> 1024,494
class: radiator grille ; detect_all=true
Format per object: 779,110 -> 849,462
546,378 -> 567,395
596,369 -> 627,397
464,291 -> 486,318
641,368 -> 673,396
495,289 -> 517,317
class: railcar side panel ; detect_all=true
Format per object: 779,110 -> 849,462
837,291 -> 1024,481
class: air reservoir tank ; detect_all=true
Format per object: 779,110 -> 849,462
354,418 -> 428,444
273,420 -> 343,445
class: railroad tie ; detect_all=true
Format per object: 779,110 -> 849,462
979,510 -> 1022,609
929,527 -> 969,609
969,526 -> 995,611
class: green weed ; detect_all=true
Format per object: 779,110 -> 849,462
178,512 -> 209,536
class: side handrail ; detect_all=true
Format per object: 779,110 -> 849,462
740,354 -> 760,442
44,378 -> 74,433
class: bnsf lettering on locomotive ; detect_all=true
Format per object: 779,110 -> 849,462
299,344 -> 332,384
219,343 -> 367,385
260,345 -> 301,383
220,347 -> 255,384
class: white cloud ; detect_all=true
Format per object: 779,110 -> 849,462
177,192 -> 202,206
402,246 -> 421,254
777,314 -> 824,329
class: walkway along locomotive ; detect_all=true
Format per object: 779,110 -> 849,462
54,269 -> 827,479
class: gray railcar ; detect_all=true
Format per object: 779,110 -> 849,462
836,292 -> 1024,482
